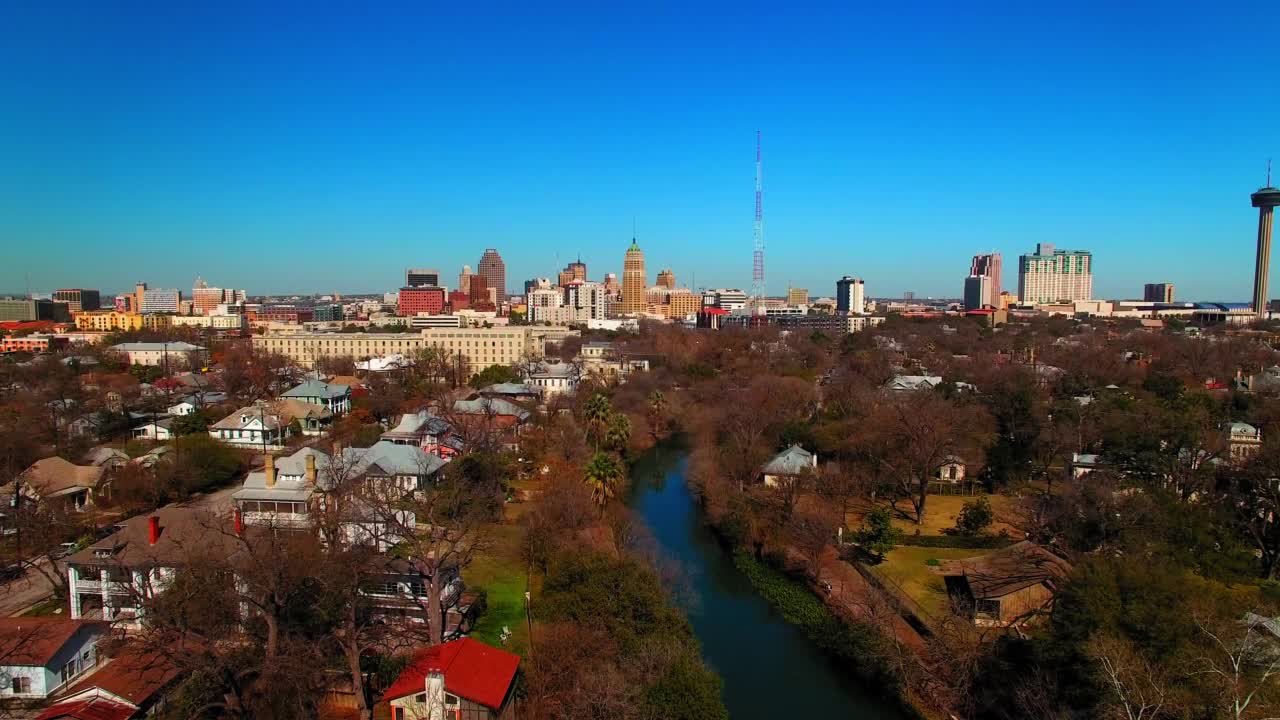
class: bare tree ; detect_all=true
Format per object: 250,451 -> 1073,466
1088,633 -> 1172,720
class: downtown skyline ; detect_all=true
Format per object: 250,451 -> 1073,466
4,2 -> 1278,300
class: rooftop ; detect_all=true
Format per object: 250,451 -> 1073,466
941,541 -> 1072,599
109,342 -> 204,352
762,445 -> 816,476
382,638 -> 520,710
281,379 -> 351,400
0,617 -> 105,666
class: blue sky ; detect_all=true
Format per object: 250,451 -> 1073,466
1,2 -> 1275,301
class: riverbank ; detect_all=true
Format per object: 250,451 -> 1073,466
627,442 -> 909,719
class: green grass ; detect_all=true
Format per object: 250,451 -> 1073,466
21,596 -> 67,617
867,546 -> 985,622
467,524 -> 531,655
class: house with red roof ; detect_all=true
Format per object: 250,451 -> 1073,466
0,617 -> 107,701
36,645 -> 183,720
381,638 -> 520,720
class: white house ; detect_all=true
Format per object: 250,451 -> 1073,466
0,618 -> 106,701
1227,421 -> 1263,461
524,362 -> 578,398
760,445 -> 817,487
108,341 -> 205,368
280,380 -> 351,415
209,405 -> 290,449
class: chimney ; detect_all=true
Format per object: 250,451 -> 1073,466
264,454 -> 276,487
304,453 -> 316,486
147,515 -> 160,545
425,665 -> 446,719
233,508 -> 244,536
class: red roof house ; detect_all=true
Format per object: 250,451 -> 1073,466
36,646 -> 183,720
382,638 -> 520,720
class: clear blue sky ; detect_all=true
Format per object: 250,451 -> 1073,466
2,1 -> 1276,301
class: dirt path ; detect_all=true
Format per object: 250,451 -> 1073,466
813,546 -> 928,653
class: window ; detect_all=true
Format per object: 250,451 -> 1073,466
415,693 -> 427,703
12,676 -> 30,694
393,708 -> 405,720
61,659 -> 77,684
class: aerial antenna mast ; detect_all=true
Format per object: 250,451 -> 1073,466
751,130 -> 765,302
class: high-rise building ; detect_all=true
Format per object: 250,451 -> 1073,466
192,281 -> 246,315
398,286 -> 446,316
458,265 -> 474,296
964,276 -> 992,311
134,282 -> 148,315
656,269 -> 676,289
603,273 -> 620,294
621,239 -> 646,314
52,289 -> 100,313
406,268 -> 441,289
1017,243 -> 1092,305
1143,283 -> 1175,303
477,249 -> 506,302
557,258 -> 587,288
468,275 -> 492,309
786,287 -> 809,306
1253,182 -> 1280,318
968,253 -> 1002,308
0,298 -> 70,322
140,288 -> 181,314
836,277 -> 865,315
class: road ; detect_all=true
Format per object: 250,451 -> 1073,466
0,483 -> 243,617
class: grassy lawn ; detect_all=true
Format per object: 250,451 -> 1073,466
867,546 -> 987,624
467,523 -> 532,655
848,493 -> 1021,538
21,596 -> 68,617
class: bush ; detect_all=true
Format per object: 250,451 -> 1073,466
853,507 -> 903,560
953,496 -> 994,536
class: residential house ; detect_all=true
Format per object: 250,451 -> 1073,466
942,541 -> 1072,627
760,445 -> 817,487
524,362 -> 578,398
0,618 -> 106,700
35,645 -> 183,720
83,447 -> 129,470
326,374 -> 369,398
1227,421 -> 1263,461
130,415 -> 174,442
166,391 -> 227,416
1068,452 -> 1108,480
382,411 -> 462,458
477,383 -> 542,404
382,638 -> 520,720
274,398 -> 335,436
209,404 -> 291,449
884,375 -> 976,393
129,446 -> 173,469
931,456 -> 970,493
233,449 -> 326,529
6,457 -> 110,512
362,557 -> 475,633
450,398 -> 531,451
66,507 -> 238,628
280,380 -> 352,415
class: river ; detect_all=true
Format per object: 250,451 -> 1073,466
627,442 -> 907,719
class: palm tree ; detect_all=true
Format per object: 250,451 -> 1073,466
583,452 -> 623,511
583,392 -> 613,449
604,412 -> 631,454
646,390 -> 668,438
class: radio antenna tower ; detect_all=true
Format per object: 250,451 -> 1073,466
751,130 -> 765,302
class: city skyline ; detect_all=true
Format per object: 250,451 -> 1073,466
4,3 -> 1278,300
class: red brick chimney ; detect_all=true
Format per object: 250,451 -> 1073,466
147,515 -> 160,545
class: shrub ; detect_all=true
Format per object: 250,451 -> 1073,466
853,506 -> 903,560
953,496 -> 994,536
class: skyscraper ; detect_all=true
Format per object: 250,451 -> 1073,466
621,239 -> 647,314
656,269 -> 675,289
1143,283 -> 1175,303
1017,243 -> 1092,304
558,258 -> 587,287
458,265 -> 473,296
53,288 -> 100,313
405,268 -> 441,288
836,276 -> 864,315
1252,180 -> 1280,318
477,249 -> 506,302
968,253 -> 1002,308
964,276 -> 991,311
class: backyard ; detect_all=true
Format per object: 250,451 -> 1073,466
465,522 -> 533,655
866,545 -> 988,625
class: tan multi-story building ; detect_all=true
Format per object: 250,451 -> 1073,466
787,287 -> 809,306
621,239 -> 646,314
74,310 -> 144,332
656,269 -> 675,289
1017,244 -> 1092,305
253,326 -> 577,371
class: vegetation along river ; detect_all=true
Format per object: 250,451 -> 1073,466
627,442 -> 906,719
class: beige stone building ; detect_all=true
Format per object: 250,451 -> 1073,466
252,326 -> 577,370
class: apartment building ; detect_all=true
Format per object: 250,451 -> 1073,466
139,289 -> 181,314
74,310 -> 144,332
253,326 -> 576,369
1017,243 -> 1093,304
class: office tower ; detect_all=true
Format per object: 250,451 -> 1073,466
134,282 -> 148,315
964,276 -> 992,310
557,258 -> 587,287
836,277 -> 865,315
192,281 -> 246,316
114,294 -> 132,312
621,239 -> 646,314
1253,181 -> 1280,318
969,253 -> 1002,308
656,269 -> 676,289
478,249 -> 506,302
458,265 -> 473,296
469,274 -> 491,308
603,273 -> 619,294
140,288 -> 181,314
903,291 -> 915,301
525,278 -> 552,294
398,286 -> 447,316
1017,243 -> 1093,304
53,289 -> 101,313
1143,283 -> 1175,303
786,287 -> 809,306
406,268 -> 441,288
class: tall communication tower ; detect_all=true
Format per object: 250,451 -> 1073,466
751,130 -> 765,301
